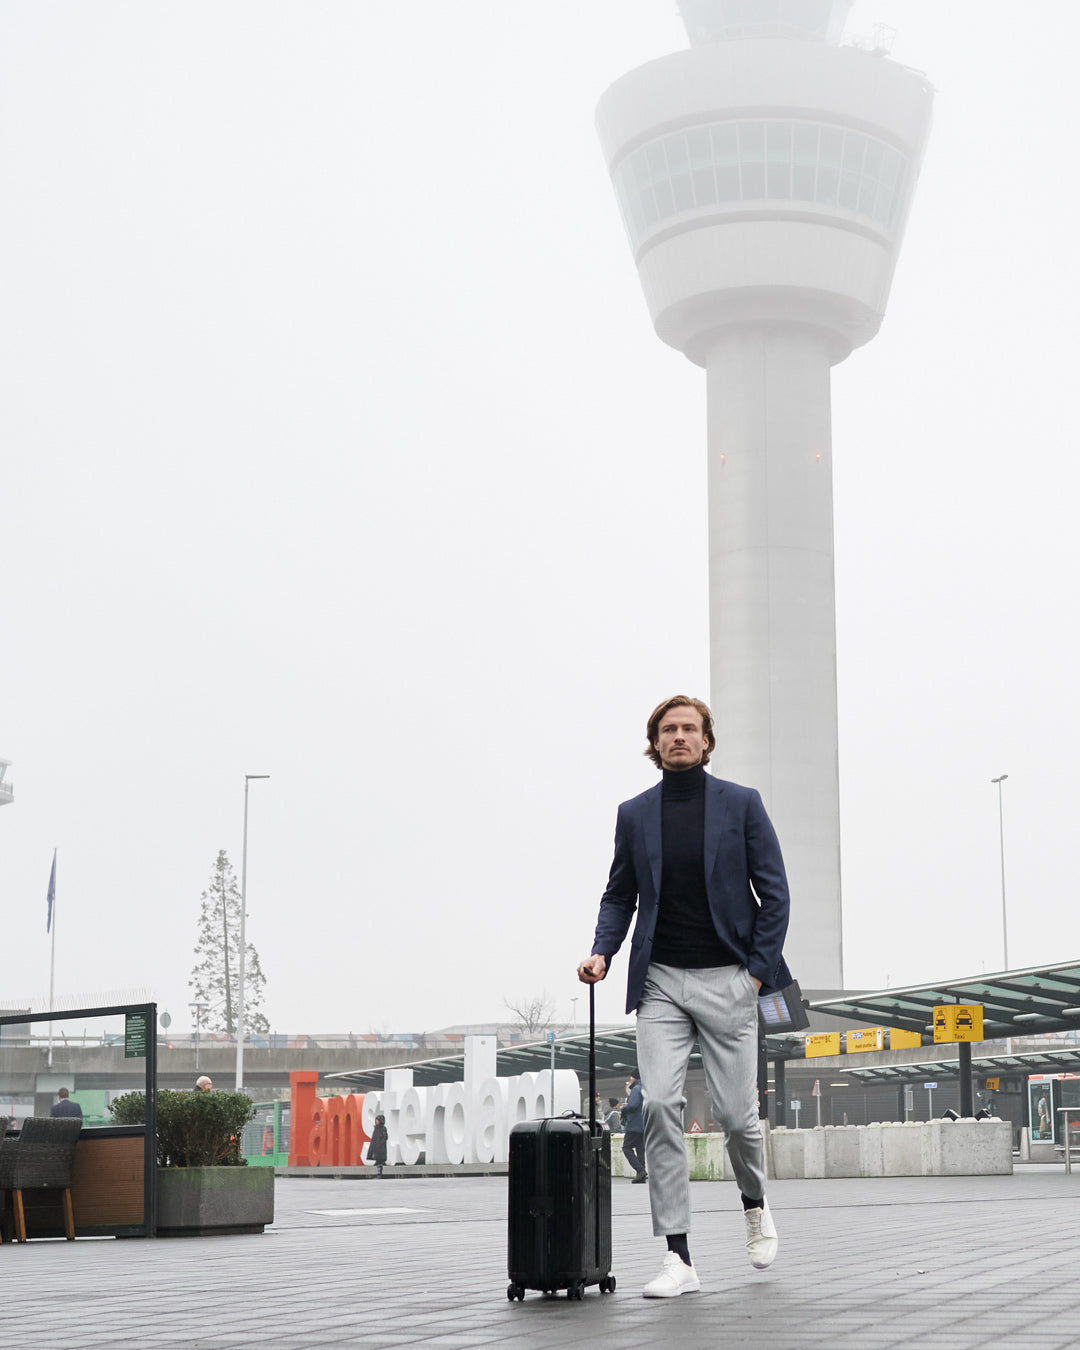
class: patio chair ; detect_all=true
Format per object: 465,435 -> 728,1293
0,1118 -> 7,1241
0,1115 -> 83,1242
0,1119 -> 8,1242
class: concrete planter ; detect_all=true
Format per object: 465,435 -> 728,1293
156,1165 -> 275,1237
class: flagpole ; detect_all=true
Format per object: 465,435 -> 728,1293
48,848 -> 57,1068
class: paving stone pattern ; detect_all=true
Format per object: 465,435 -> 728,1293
0,1166 -> 1077,1348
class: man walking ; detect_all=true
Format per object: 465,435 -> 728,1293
621,1071 -> 647,1183
578,695 -> 791,1298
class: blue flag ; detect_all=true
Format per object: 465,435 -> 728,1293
46,851 -> 56,933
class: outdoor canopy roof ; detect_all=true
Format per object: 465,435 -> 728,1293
326,1026 -> 646,1092
327,960 -> 1080,1090
833,1044 -> 1080,1085
808,960 -> 1080,1042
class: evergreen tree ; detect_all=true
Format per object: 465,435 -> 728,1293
189,849 -> 270,1036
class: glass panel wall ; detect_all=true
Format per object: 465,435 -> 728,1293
679,0 -> 847,44
613,117 -> 908,250
1,1003 -> 156,1238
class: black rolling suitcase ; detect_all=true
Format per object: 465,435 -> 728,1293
506,984 -> 615,1301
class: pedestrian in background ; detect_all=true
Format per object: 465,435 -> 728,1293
368,1114 -> 388,1176
604,1097 -> 623,1132
621,1072 -> 647,1183
50,1087 -> 82,1119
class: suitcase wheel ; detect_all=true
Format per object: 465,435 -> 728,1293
599,1275 -> 616,1294
506,1282 -> 526,1302
568,1281 -> 585,1300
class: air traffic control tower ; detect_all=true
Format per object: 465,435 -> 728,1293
596,1 -> 933,987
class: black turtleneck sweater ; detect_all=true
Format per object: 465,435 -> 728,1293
651,763 -> 740,969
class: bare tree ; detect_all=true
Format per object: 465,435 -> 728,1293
503,992 -> 555,1037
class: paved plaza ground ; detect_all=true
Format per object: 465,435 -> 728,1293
1,1165 -> 1077,1349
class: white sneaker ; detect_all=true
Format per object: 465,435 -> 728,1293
642,1251 -> 701,1298
744,1197 -> 778,1269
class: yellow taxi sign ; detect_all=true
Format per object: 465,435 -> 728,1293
933,1004 -> 984,1043
846,1027 -> 884,1053
805,1032 -> 841,1058
889,1027 -> 922,1050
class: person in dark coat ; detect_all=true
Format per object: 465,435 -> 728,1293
604,1097 -> 624,1132
50,1087 -> 83,1119
368,1114 -> 389,1176
621,1072 -> 646,1183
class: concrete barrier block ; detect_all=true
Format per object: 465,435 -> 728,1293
770,1127 -> 803,1180
822,1125 -> 861,1178
803,1127 -> 826,1178
858,1123 -> 884,1177
611,1119 -> 1011,1182
612,1132 -> 732,1180
930,1118 -> 1013,1176
610,1133 -> 634,1178
877,1121 -> 925,1176
687,1132 -> 727,1180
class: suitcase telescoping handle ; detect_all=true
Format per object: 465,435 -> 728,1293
589,981 -> 596,1130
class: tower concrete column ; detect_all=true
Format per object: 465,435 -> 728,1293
706,325 -> 841,985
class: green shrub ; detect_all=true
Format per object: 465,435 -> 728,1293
108,1090 -> 256,1168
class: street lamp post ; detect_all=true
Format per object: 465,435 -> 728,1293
991,775 -> 1009,969
236,774 -> 270,1092
189,1001 -> 208,1071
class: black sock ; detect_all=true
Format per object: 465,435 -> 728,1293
741,1193 -> 764,1211
666,1233 -> 692,1266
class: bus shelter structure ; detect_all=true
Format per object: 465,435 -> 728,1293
328,1025 -> 645,1093
803,961 -> 1080,1117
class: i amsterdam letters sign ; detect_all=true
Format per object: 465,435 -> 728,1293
289,1035 -> 581,1168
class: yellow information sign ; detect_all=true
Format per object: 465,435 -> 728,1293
846,1027 -> 884,1053
889,1028 -> 923,1050
933,1004 -> 984,1043
985,1077 -> 1000,1091
805,1032 -> 841,1058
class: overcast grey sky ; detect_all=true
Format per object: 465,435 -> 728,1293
2,2 -> 1077,1037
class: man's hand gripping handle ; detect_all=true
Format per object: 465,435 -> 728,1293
577,954 -> 607,984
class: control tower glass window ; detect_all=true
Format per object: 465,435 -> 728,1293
613,119 -> 908,252
678,0 -> 851,44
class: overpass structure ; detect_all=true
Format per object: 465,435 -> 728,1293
0,1040 -> 442,1115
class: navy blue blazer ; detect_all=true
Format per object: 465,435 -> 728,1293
592,773 -> 792,1015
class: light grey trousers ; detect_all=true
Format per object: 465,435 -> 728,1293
635,961 -> 765,1236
